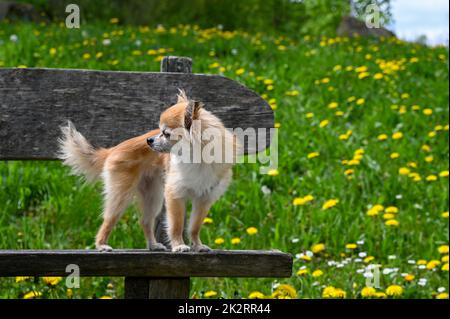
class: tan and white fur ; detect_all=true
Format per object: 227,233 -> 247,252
58,91 -> 237,252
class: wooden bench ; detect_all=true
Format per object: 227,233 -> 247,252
0,56 -> 292,298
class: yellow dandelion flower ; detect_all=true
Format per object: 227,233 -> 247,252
438,245 -> 449,254
404,274 -> 415,282
423,108 -> 433,116
344,169 -> 354,176
439,171 -> 449,177
231,238 -> 241,245
426,260 -> 440,270
285,90 -> 299,96
383,213 -> 395,220
203,217 -> 213,224
319,120 -> 330,128
399,167 -> 411,175
385,206 -> 399,214
246,227 -> 258,235
109,18 -> 119,24
267,169 -> 279,176
322,199 -> 339,210
385,219 -> 399,227
356,98 -> 365,105
49,48 -> 57,56
386,285 -> 403,297
300,254 -> 312,261
23,291 -> 42,299
312,269 -> 323,277
392,132 -> 403,140
272,284 -> 297,299
296,268 -> 309,276
346,243 -> 357,249
322,286 -> 346,299
441,263 -> 449,271
204,291 -> 218,298
82,53 -> 91,60
42,277 -> 62,286
311,243 -> 326,254
426,175 -> 438,182
248,291 -> 265,299
442,255 -> 449,263
307,152 -> 320,159
235,68 -> 245,76
378,134 -> 388,141
358,72 -> 370,79
417,260 -> 427,265
424,155 -> 434,163
364,256 -> 375,263
436,293 -> 449,299
355,66 -> 368,73
390,152 -> 400,159
442,212 -> 449,218
209,62 -> 220,69
373,73 -> 384,80
214,238 -> 224,245
328,102 -> 339,109
16,276 -> 32,283
306,112 -> 314,119
361,287 -> 377,298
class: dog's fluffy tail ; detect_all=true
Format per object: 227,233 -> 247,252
58,121 -> 109,182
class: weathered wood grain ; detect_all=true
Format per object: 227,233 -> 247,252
0,250 -> 293,278
124,277 -> 150,299
0,67 -> 273,159
148,277 -> 190,299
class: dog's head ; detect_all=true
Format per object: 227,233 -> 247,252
147,90 -> 204,153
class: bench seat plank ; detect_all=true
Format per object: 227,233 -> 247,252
0,249 -> 292,278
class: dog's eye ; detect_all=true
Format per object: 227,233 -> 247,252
163,130 -> 170,138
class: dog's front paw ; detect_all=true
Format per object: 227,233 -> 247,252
172,244 -> 191,253
192,244 -> 212,253
149,242 -> 169,252
96,244 -> 113,252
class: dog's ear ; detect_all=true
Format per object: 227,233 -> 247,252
177,89 -> 189,104
184,101 -> 203,131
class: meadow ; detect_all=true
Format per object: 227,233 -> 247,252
0,19 -> 448,299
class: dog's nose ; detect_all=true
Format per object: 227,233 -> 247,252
147,137 -> 155,146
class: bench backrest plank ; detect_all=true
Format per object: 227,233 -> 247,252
0,67 -> 273,160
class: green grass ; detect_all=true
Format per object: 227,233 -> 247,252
0,21 -> 448,299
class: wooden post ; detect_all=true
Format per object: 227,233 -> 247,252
155,56 -> 193,248
124,56 -> 193,299
124,276 -> 190,299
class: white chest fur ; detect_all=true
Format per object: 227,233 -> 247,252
167,158 -> 232,201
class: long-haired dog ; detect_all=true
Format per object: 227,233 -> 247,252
58,91 -> 238,252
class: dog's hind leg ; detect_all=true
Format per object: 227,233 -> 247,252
95,170 -> 137,251
137,172 -> 167,251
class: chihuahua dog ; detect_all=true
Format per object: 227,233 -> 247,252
58,91 -> 237,252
